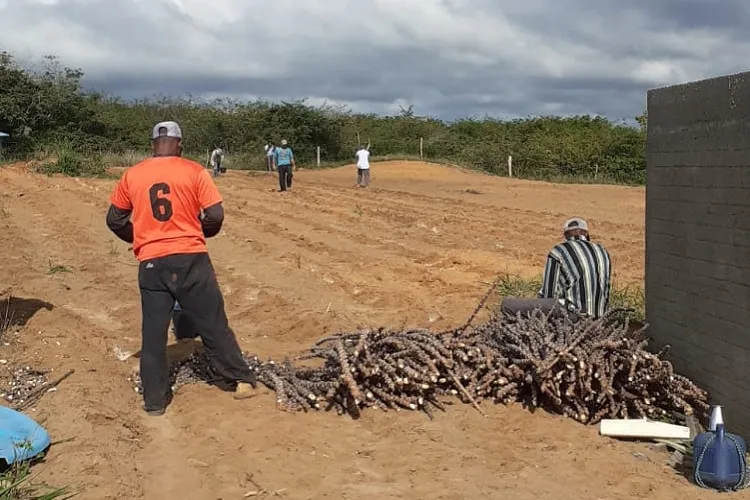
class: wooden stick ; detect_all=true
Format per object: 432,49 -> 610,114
14,369 -> 75,411
447,369 -> 486,417
460,274 -> 503,332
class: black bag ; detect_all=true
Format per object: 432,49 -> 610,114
172,306 -> 199,340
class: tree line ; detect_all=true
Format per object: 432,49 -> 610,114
0,52 -> 646,184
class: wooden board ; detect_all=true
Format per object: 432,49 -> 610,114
599,419 -> 691,440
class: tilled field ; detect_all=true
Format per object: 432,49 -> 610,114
0,161 -> 712,500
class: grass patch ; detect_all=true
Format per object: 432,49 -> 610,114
46,263 -> 72,275
523,173 -> 644,187
494,273 -> 644,322
0,459 -> 74,499
99,151 -> 146,169
36,143 -> 108,178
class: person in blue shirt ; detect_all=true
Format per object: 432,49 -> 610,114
273,139 -> 296,192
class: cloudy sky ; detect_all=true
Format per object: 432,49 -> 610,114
0,0 -> 748,120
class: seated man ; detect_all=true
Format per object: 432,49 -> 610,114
501,217 -> 612,319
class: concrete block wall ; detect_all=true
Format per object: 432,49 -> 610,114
646,70 -> 750,437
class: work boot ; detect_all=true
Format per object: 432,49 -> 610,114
144,391 -> 173,416
234,382 -> 256,400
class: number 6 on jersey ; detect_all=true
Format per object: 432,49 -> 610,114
149,182 -> 173,221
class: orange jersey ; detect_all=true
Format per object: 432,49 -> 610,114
109,156 -> 223,261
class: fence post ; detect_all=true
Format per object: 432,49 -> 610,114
594,163 -> 599,179
316,146 -> 321,167
507,155 -> 513,177
419,137 -> 423,159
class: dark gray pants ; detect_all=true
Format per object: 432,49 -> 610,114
278,164 -> 293,191
357,168 -> 370,187
138,252 -> 255,411
501,297 -> 569,318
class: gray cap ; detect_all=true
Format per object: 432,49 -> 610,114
152,121 -> 182,140
563,217 -> 588,232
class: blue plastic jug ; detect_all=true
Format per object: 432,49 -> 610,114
0,407 -> 50,465
693,423 -> 748,491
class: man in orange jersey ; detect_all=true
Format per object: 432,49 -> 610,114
105,121 -> 256,416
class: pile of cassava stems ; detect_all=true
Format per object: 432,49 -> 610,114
152,295 -> 710,425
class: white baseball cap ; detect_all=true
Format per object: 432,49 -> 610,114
280,139 -> 288,145
152,121 -> 182,140
563,217 -> 588,232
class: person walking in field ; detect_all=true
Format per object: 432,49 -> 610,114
265,141 -> 275,172
105,121 -> 257,416
355,144 -> 370,187
501,217 -> 612,319
210,147 -> 225,177
273,139 -> 295,192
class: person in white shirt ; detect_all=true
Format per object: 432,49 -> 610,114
355,144 -> 370,188
265,141 -> 275,172
210,147 -> 225,177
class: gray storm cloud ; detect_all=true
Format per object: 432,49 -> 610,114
0,0 -> 748,119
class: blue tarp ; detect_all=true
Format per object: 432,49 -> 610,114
0,406 -> 50,464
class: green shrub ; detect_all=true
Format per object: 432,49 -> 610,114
36,143 -> 107,178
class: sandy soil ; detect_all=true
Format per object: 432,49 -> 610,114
0,160 -> 723,500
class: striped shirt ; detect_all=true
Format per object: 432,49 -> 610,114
538,235 -> 612,318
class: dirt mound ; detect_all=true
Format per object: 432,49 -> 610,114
0,161 -> 692,500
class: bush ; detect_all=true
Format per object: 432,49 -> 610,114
37,143 -> 107,178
